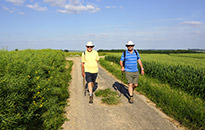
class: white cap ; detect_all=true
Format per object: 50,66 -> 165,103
125,41 -> 135,46
86,41 -> 94,46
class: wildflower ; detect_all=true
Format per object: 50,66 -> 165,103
40,103 -> 43,108
35,71 -> 38,74
37,92 -> 40,95
36,76 -> 40,80
33,95 -> 36,99
27,75 -> 31,78
33,101 -> 36,105
38,85 -> 40,88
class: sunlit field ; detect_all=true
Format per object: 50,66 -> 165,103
99,52 -> 205,130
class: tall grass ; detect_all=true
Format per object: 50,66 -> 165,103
99,58 -> 205,130
0,49 -> 72,130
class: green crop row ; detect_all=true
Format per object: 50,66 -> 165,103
0,49 -> 72,130
141,53 -> 205,69
99,58 -> 205,130
104,55 -> 205,99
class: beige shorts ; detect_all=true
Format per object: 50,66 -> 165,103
125,71 -> 139,84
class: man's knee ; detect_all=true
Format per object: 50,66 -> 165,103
128,83 -> 133,87
88,82 -> 92,86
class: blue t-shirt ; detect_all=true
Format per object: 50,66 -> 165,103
120,50 -> 140,72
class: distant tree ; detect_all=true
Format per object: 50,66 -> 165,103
15,49 -> 18,51
64,49 -> 69,52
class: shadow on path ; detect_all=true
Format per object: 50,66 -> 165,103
113,81 -> 130,101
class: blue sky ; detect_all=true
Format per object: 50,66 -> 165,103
0,0 -> 205,50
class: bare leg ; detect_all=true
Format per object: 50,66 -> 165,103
128,83 -> 133,96
88,82 -> 93,95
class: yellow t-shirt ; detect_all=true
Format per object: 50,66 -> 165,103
82,50 -> 99,73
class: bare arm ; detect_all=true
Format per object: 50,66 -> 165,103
137,59 -> 144,75
120,60 -> 125,72
82,62 -> 85,77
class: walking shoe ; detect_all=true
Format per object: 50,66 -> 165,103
129,96 -> 134,104
89,96 -> 93,104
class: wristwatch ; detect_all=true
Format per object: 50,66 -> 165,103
141,68 -> 144,70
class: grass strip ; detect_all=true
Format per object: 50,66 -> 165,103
95,88 -> 120,105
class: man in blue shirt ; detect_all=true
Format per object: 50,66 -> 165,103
120,41 -> 144,103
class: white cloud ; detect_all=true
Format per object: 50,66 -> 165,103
26,3 -> 48,11
43,0 -> 67,7
57,4 -> 100,13
54,0 -> 100,13
180,21 -> 202,25
6,0 -> 25,5
2,6 -> 14,13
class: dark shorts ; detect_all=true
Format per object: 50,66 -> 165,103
125,71 -> 139,84
85,72 -> 97,83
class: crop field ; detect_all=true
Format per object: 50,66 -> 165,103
104,53 -> 205,99
0,49 -> 72,130
100,52 -> 205,130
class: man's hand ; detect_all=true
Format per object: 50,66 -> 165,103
141,68 -> 144,75
121,66 -> 125,72
82,72 -> 85,77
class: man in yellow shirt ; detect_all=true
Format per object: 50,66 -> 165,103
82,41 -> 99,103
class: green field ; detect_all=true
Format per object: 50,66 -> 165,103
141,53 -> 205,69
105,53 -> 205,99
100,53 -> 205,130
0,49 -> 72,130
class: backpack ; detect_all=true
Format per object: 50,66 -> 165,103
123,49 -> 138,67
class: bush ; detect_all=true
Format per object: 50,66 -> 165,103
0,49 -> 73,130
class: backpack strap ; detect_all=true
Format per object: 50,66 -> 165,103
84,51 -> 86,55
123,50 -> 138,67
123,51 -> 126,67
134,49 -> 138,57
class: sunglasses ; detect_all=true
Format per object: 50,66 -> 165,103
87,46 -> 94,48
126,45 -> 134,47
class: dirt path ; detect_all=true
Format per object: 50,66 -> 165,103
62,57 -> 185,130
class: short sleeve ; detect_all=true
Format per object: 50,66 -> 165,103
96,52 -> 99,61
136,51 -> 140,60
120,52 -> 125,61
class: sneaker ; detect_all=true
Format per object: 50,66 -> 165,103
89,96 -> 93,104
129,96 -> 134,104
